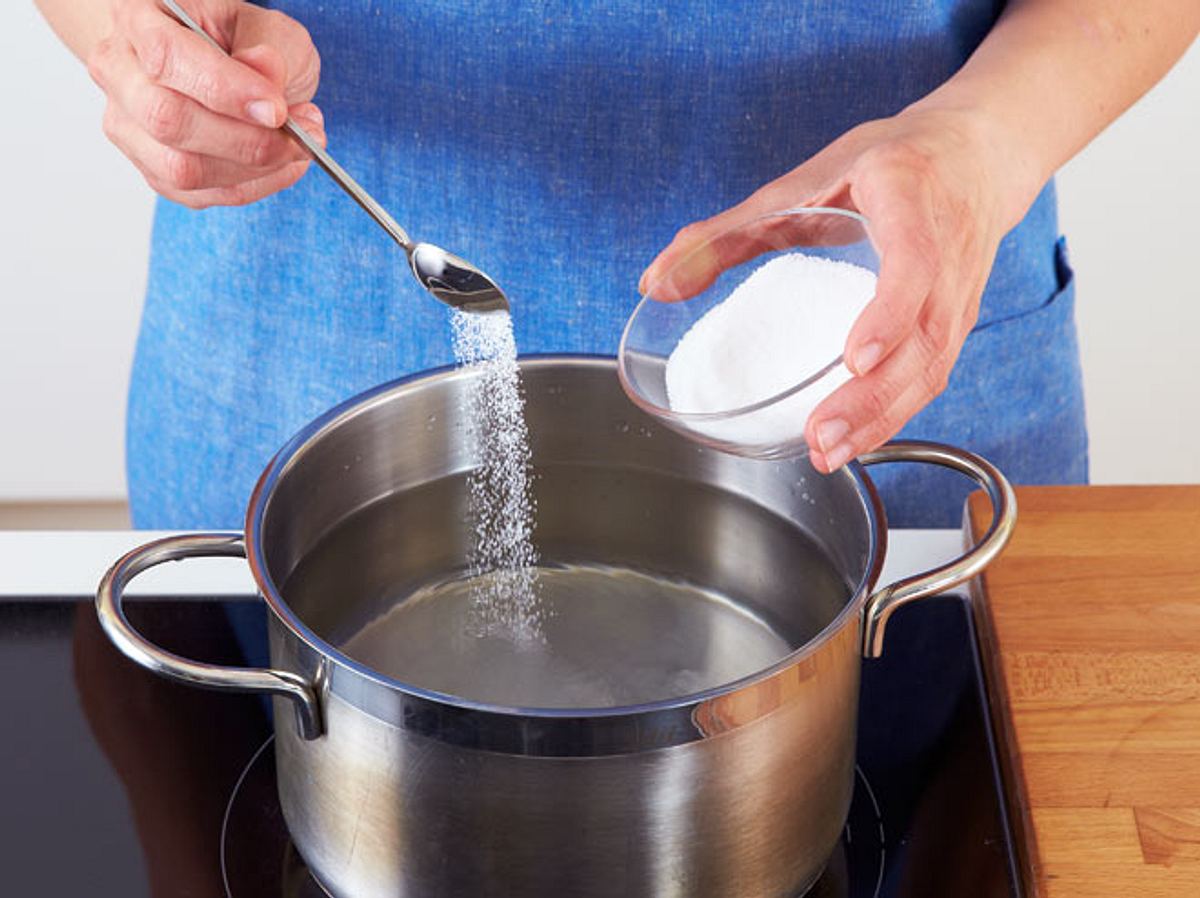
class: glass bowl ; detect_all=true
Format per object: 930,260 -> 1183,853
618,206 -> 879,460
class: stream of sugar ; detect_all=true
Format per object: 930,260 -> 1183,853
450,309 -> 544,643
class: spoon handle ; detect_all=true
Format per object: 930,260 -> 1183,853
277,119 -> 413,251
159,0 -> 413,251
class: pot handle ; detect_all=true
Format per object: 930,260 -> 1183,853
858,440 -> 1017,658
96,533 -> 322,739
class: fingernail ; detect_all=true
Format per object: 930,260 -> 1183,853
298,105 -> 324,127
852,341 -> 883,375
815,418 -> 849,454
824,442 -> 855,471
295,112 -> 322,132
637,269 -> 650,296
247,100 -> 279,127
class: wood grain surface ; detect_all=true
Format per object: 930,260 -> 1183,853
968,485 -> 1200,898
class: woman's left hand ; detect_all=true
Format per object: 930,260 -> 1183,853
640,105 -> 1035,474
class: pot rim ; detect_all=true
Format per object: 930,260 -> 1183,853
244,354 -> 888,720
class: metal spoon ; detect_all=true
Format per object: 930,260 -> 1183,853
161,0 -> 509,314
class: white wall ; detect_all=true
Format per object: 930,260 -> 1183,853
1058,43 -> 1200,484
1,7 -> 1197,504
2,3 -> 152,501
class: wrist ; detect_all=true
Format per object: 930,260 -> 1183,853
36,0 -> 120,62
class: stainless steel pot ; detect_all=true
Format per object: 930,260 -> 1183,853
97,356 -> 1014,898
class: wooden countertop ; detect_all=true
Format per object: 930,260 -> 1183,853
968,485 -> 1200,898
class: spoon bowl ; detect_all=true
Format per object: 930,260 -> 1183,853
409,244 -> 511,313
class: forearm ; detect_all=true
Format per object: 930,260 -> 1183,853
35,0 -> 117,61
912,0 -> 1200,228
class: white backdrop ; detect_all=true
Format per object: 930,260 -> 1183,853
1,4 -> 1197,502
3,3 -> 151,500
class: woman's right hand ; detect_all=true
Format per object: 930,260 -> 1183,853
87,0 -> 325,208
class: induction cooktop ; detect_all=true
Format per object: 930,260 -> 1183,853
0,592 -> 1018,897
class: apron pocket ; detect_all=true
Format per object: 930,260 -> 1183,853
972,236 -> 1074,334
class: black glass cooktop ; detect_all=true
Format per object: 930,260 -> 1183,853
0,593 -> 1018,897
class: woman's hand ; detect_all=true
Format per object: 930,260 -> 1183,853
86,0 -> 324,208
640,106 -> 1034,474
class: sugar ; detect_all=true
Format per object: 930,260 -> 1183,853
450,308 -> 544,644
664,252 -> 876,449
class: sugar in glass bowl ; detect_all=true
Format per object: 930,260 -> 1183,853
618,207 -> 880,460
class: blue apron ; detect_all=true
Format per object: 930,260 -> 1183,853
128,0 -> 1087,529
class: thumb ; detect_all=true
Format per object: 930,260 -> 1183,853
183,0 -> 243,49
233,43 -> 288,92
638,192 -> 864,302
638,196 -> 775,302
232,8 -> 320,104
